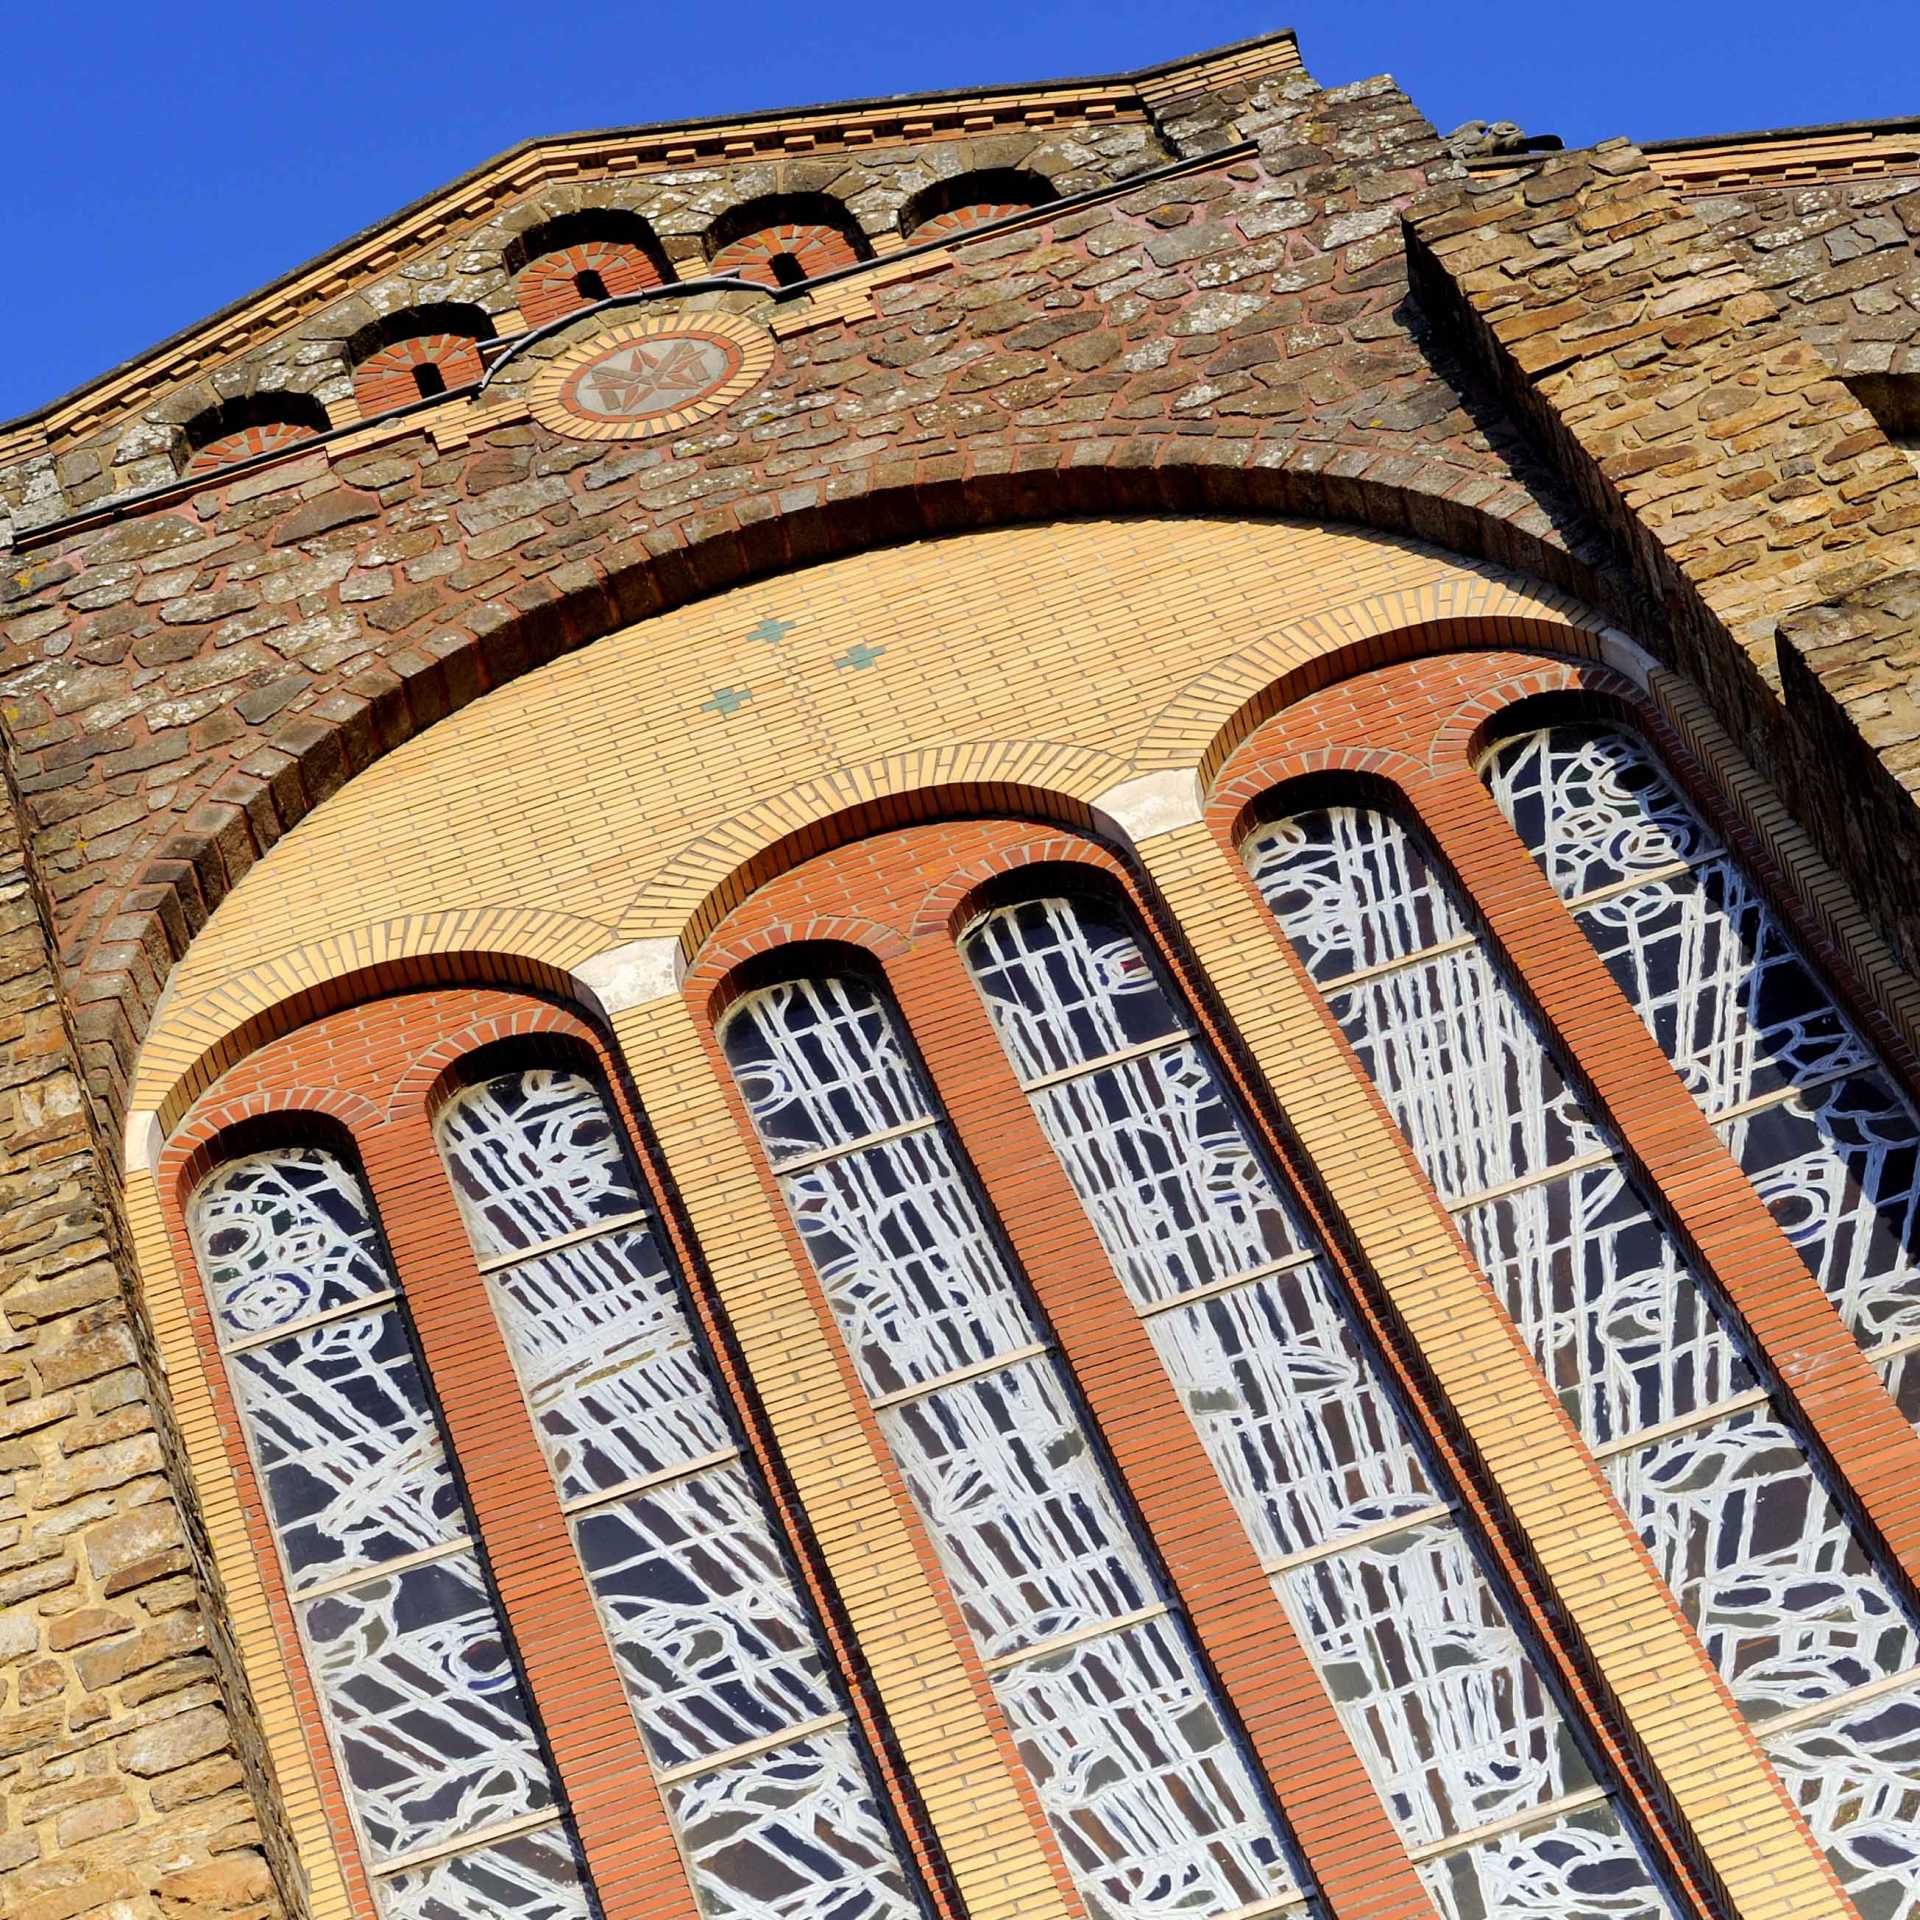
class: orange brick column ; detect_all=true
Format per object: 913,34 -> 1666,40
888,938 -> 1442,1920
359,1110 -> 693,1920
1409,760 -> 1920,1598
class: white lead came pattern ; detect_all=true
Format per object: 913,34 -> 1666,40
1482,720 -> 1920,1915
436,1065 -> 921,1920
188,1147 -> 593,1919
723,973 -> 1310,1920
960,893 -> 1679,1920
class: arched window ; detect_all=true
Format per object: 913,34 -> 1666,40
719,971 -> 1306,1920
187,1143 -> 593,1918
433,1060 -> 922,1920
1245,791 -> 1920,1913
902,170 -> 1055,243
1485,721 -> 1920,1360
957,891 -> 1680,1916
181,393 -> 329,475
706,196 -> 868,290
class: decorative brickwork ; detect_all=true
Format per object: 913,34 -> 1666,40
514,237 -> 668,328
184,422 -> 324,478
347,333 -> 487,416
10,29 -> 1920,1920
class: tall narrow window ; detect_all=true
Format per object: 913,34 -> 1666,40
1484,722 -> 1920,1361
960,893 -> 1680,1920
1247,794 -> 1920,1914
187,1145 -> 594,1920
720,973 -> 1308,1920
434,1063 -> 923,1920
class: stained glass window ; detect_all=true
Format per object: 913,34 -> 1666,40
960,894 -> 1681,1919
721,974 -> 1314,1920
435,1065 -> 922,1920
187,1146 -> 594,1919
1482,719 -> 1920,1917
1254,777 -> 1920,1920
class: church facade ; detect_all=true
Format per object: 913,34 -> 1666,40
7,27 -> 1920,1920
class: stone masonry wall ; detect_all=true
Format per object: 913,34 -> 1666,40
0,768 -> 286,1920
0,71 -> 1611,1123
1686,173 -> 1920,382
1406,138 -> 1920,976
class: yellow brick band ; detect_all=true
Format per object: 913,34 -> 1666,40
610,996 -> 1072,1920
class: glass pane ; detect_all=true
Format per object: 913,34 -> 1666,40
781,1128 -> 1037,1398
438,1068 -> 647,1256
1719,1070 -> 1920,1351
299,1553 -> 556,1863
1329,946 -> 1605,1203
1483,723 -> 1718,898
492,1230 -> 730,1502
1573,860 -> 1868,1113
1034,1045 -> 1310,1305
664,1729 -> 924,1920
1151,1268 -> 1435,1561
1420,1802 -> 1671,1920
575,1463 -> 839,1770
1460,1163 -> 1753,1448
879,1355 -> 1153,1662
962,894 -> 1186,1079
1281,1520 -> 1586,1843
1767,1681 -> 1920,1920
994,1614 -> 1301,1918
191,1145 -> 390,1339
723,975 -> 928,1162
229,1306 -> 461,1589
1245,806 -> 1468,982
380,1827 -> 594,1920
1607,1408 -> 1916,1720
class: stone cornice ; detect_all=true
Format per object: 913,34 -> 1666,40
1465,117 -> 1920,197
0,31 -> 1299,463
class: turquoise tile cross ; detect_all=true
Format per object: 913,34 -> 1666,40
836,643 -> 886,671
702,686 -> 753,716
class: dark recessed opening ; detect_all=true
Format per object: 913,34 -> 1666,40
574,268 -> 610,303
412,362 -> 447,400
769,251 -> 807,288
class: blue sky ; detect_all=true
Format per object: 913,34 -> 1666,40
8,0 -> 1915,421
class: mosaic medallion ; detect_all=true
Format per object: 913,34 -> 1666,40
529,312 -> 774,441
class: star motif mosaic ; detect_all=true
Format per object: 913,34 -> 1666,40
571,338 -> 738,419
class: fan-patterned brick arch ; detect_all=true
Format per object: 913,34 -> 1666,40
351,331 -> 487,414
516,236 -> 668,327
708,195 -> 867,288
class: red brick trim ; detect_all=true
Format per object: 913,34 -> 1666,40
350,333 -> 487,416
696,818 -> 1445,1920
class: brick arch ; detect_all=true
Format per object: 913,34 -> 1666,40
1206,740 -> 1432,845
705,192 -> 870,287
164,1083 -> 385,1209
138,933 -> 596,1142
86,472 -> 1615,1134
1175,607 -> 1620,799
505,210 -> 672,327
